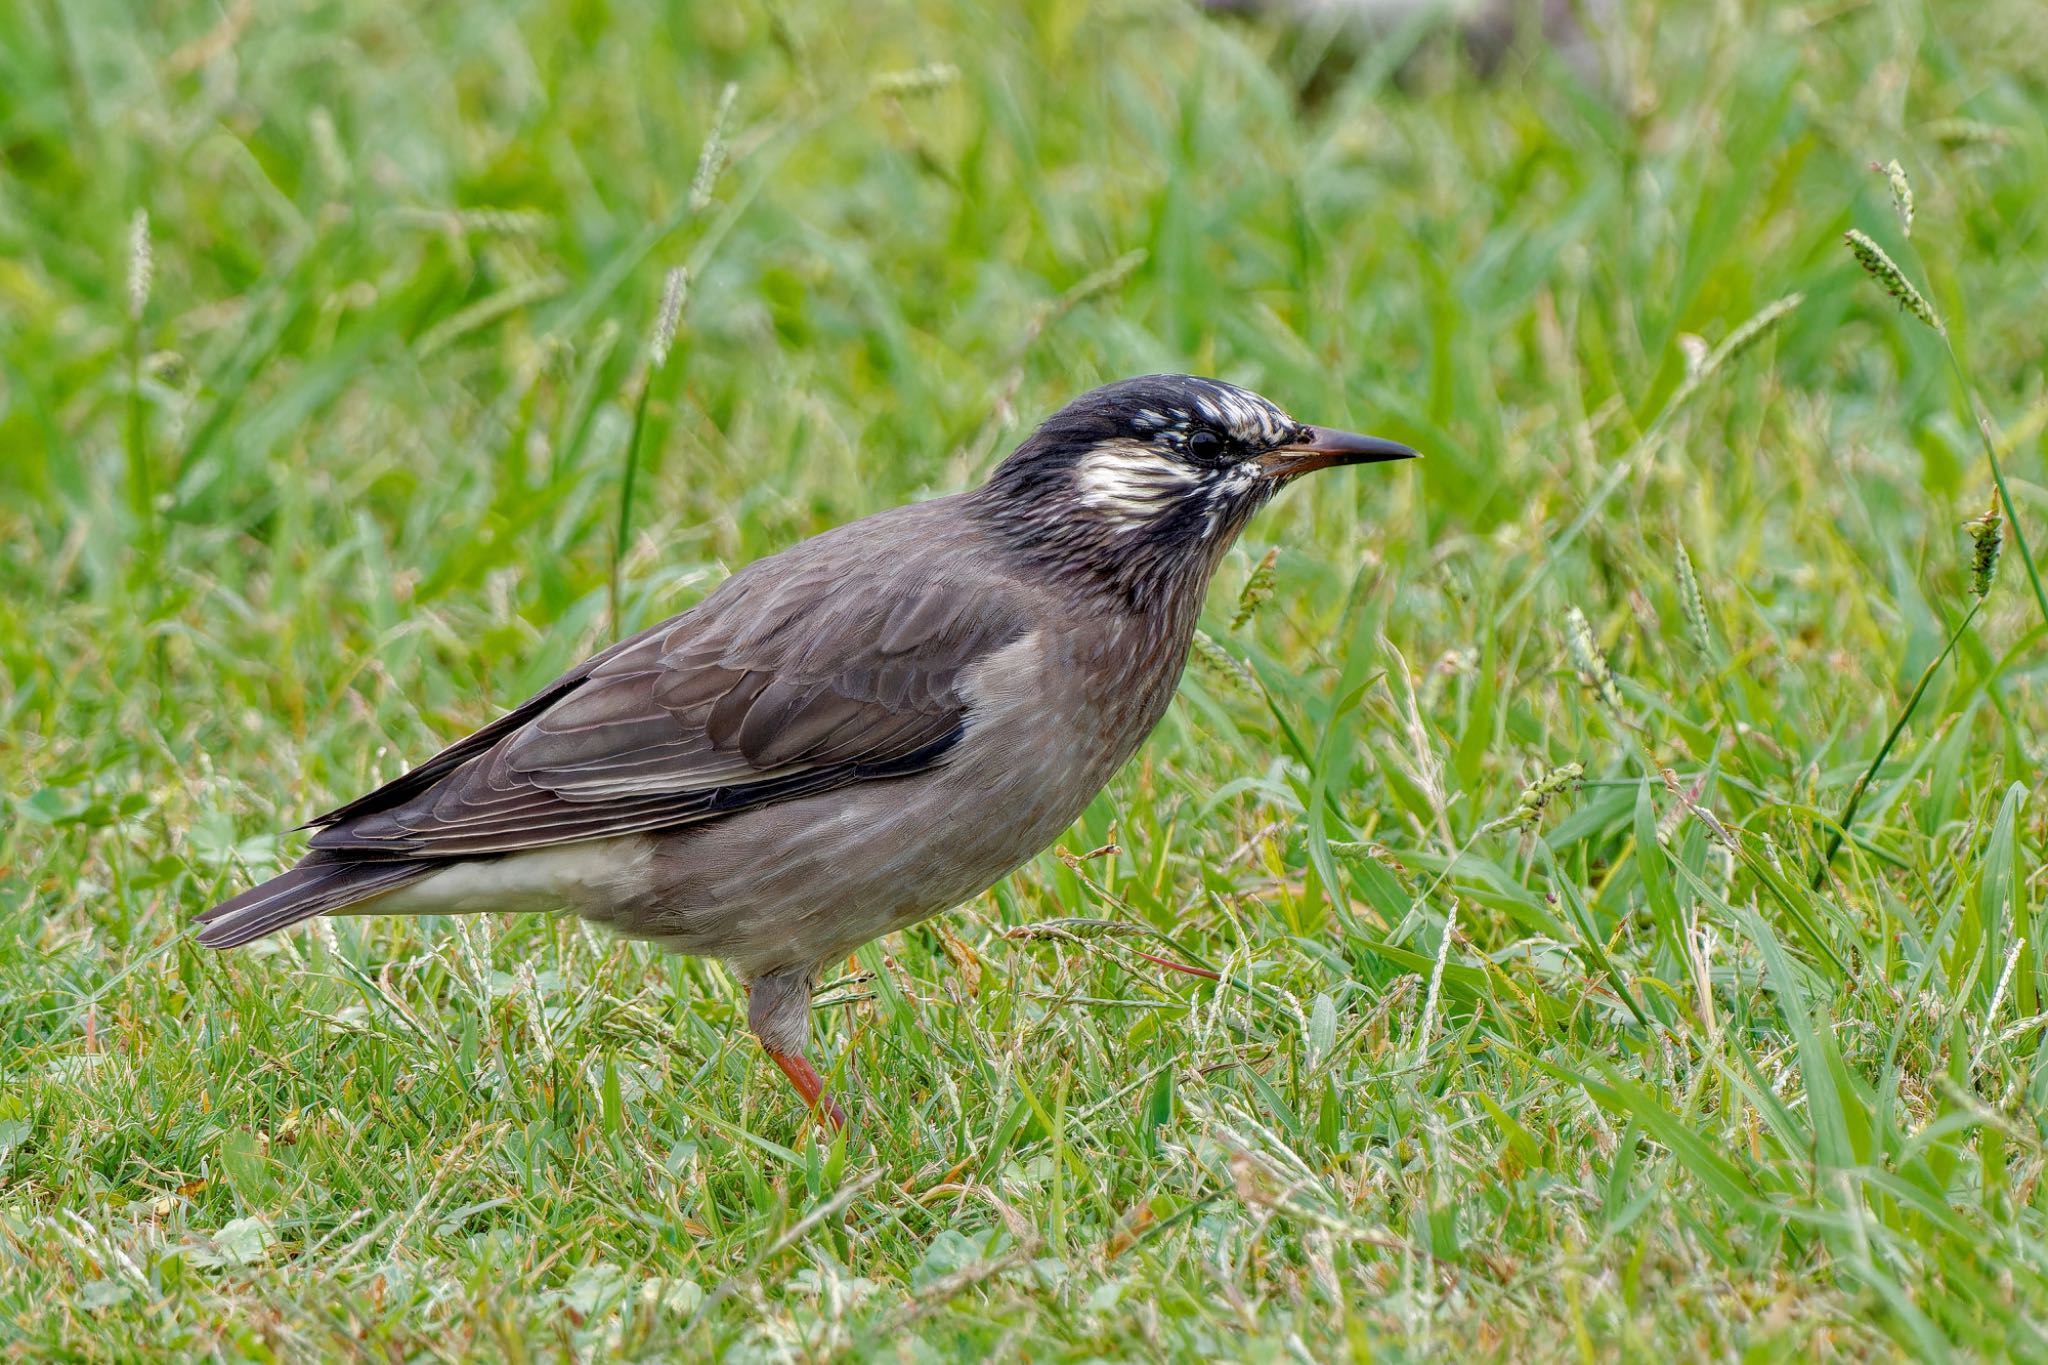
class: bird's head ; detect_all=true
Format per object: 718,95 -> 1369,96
973,374 -> 1419,606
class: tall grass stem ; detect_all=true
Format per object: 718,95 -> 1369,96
1811,597 -> 1982,886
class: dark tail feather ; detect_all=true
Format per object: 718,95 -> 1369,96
196,856 -> 433,949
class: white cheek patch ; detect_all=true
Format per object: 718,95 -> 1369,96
1074,439 -> 1199,530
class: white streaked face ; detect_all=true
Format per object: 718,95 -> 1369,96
1072,438 -> 1201,527
1069,384 -> 1298,534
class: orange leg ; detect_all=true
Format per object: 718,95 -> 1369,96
767,1048 -> 847,1131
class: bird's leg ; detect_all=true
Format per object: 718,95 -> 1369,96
745,969 -> 846,1131
765,1049 -> 847,1130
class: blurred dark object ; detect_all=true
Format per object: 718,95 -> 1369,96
1207,0 -> 1619,93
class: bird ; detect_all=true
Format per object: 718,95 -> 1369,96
196,374 -> 1418,1127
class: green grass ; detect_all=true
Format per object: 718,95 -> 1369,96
4,0 -> 2048,1357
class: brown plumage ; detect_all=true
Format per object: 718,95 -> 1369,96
198,375 -> 1417,1125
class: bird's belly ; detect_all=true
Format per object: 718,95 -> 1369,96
381,839 -> 658,918
635,702 -> 1130,977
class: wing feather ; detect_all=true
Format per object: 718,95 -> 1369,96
304,506 -> 1032,859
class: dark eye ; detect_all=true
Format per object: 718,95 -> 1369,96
1185,429 -> 1227,464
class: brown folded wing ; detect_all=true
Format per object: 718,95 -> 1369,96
304,536 -> 1029,859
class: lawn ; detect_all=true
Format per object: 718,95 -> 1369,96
4,0 -> 2047,1357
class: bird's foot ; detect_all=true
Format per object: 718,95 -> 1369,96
767,1048 -> 847,1132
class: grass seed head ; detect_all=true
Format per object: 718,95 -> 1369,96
649,267 -> 688,370
1925,117 -> 2013,149
1497,762 -> 1584,831
1665,294 -> 1804,414
1965,496 -> 2003,599
1060,249 -> 1148,308
870,62 -> 961,97
689,83 -> 739,213
1874,159 -> 1914,237
1190,629 -> 1256,695
1326,841 -> 1414,889
1564,606 -> 1624,712
1844,229 -> 1942,334
1231,547 -> 1281,630
1705,293 -> 1803,377
1675,541 -> 1713,655
126,209 -> 152,323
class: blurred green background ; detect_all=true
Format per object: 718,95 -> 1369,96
3,0 -> 2047,1358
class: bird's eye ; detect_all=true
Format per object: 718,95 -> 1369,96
1184,430 -> 1227,465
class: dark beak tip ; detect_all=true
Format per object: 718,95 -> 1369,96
1299,426 -> 1424,465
